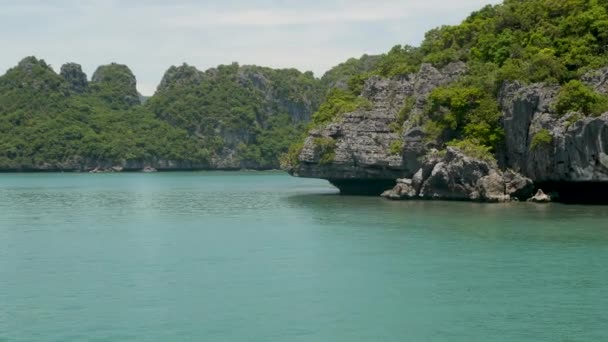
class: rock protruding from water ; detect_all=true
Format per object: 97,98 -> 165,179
60,63 -> 89,94
527,189 -> 552,203
382,148 -> 534,202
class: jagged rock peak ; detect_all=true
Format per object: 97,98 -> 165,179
17,56 -> 53,72
91,63 -> 136,86
60,63 -> 88,94
7,56 -> 64,92
157,63 -> 205,92
91,63 -> 140,107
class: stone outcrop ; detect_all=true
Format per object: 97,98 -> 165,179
382,148 -> 534,202
499,74 -> 608,183
157,63 -> 205,92
91,63 -> 141,107
292,61 -> 608,202
527,189 -> 552,203
60,63 -> 89,94
291,62 -> 467,195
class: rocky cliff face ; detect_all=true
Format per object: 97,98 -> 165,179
499,78 -> 608,183
291,62 -> 467,194
291,64 -> 608,202
60,63 -> 89,94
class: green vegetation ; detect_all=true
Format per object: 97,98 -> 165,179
530,129 -> 554,150
447,139 -> 496,165
6,1 -> 608,170
320,54 -> 380,90
90,63 -> 141,109
313,137 -> 337,165
279,141 -> 305,170
554,80 -> 608,116
147,63 -> 325,168
422,85 -> 504,150
296,0 -> 608,162
0,57 -> 325,170
389,140 -> 404,155
310,89 -> 372,127
0,57 -> 208,169
390,97 -> 416,133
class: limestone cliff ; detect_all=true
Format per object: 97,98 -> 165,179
60,63 -> 89,94
290,62 -> 467,194
499,74 -> 608,183
290,65 -> 608,202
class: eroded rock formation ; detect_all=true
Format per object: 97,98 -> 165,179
291,64 -> 608,202
291,62 -> 467,194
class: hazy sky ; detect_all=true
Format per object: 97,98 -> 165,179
0,0 -> 501,95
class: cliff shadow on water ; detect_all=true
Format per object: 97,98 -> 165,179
536,182 -> 608,205
329,179 -> 397,196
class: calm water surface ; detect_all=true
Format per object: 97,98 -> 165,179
1,172 -> 607,341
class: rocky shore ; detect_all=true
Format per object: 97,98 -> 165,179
289,64 -> 608,203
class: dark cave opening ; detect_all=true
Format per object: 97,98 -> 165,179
329,179 -> 397,196
535,182 -> 608,204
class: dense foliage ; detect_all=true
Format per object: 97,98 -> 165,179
0,58 -> 205,170
0,57 -> 328,170
554,80 -> 608,116
320,54 -> 380,90
147,63 -> 325,168
6,1 -> 608,171
530,129 -> 554,150
297,0 -> 608,162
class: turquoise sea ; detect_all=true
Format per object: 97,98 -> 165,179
1,172 -> 607,341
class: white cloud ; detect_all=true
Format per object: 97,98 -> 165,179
0,0 -> 502,95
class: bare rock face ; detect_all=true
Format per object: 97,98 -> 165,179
499,72 -> 608,183
292,61 -> 608,202
292,62 -> 467,194
60,63 -> 89,94
383,148 -> 534,202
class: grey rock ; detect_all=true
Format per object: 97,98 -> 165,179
381,178 -> 417,200
291,62 -> 467,190
419,148 -> 498,201
60,63 -> 89,93
382,147 -> 533,202
527,189 -> 552,203
499,76 -> 608,182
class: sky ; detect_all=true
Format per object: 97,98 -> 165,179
0,0 -> 502,95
